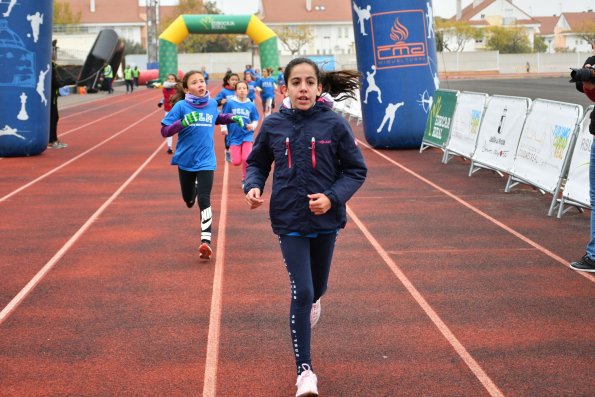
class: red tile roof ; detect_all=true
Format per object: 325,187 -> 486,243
259,0 -> 352,24
532,16 -> 559,35
66,0 -> 145,24
451,0 -> 496,21
560,11 -> 595,31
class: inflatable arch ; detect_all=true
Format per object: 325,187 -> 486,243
159,15 -> 280,81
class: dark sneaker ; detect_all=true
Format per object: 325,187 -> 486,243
199,242 -> 212,260
570,255 -> 595,273
167,147 -> 173,154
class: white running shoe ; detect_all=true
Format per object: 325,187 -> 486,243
310,299 -> 321,329
295,364 -> 318,397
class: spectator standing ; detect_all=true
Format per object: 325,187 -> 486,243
124,65 -> 134,93
570,43 -> 595,273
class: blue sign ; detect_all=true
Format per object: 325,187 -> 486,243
352,0 -> 438,149
0,0 -> 53,157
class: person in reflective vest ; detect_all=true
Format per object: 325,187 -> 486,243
103,64 -> 114,94
124,65 -> 134,93
133,66 -> 140,87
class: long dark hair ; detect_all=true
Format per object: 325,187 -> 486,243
170,70 -> 204,105
222,71 -> 239,88
283,57 -> 361,101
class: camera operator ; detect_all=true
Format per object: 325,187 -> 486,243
570,42 -> 595,273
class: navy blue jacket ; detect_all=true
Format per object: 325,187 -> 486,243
244,102 -> 367,235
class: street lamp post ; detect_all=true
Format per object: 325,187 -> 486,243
146,0 -> 159,66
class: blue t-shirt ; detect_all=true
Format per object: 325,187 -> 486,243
215,88 -> 236,105
256,77 -> 276,100
247,81 -> 257,102
222,98 -> 260,146
162,99 -> 219,171
277,73 -> 285,87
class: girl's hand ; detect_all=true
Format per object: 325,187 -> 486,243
307,193 -> 331,215
246,188 -> 264,209
246,124 -> 254,131
231,115 -> 245,128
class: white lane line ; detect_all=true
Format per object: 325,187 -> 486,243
0,110 -> 161,204
347,205 -> 506,397
359,141 -> 595,283
0,141 -> 167,326
202,161 -> 229,397
58,96 -> 157,138
61,94 -> 141,119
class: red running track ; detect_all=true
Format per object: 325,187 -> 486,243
0,86 -> 594,396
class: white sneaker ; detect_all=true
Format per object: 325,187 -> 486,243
310,299 -> 321,329
296,364 -> 318,397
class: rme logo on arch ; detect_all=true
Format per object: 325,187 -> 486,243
371,10 -> 428,69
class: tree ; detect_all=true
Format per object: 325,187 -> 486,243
159,0 -> 250,53
274,26 -> 313,55
485,26 -> 531,54
123,38 -> 146,55
53,0 -> 81,25
435,19 -> 483,52
574,20 -> 595,46
533,36 -> 548,53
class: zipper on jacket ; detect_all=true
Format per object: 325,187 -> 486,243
311,137 -> 316,168
285,137 -> 292,168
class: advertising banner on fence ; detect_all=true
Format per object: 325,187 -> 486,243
511,99 -> 583,192
421,89 -> 457,150
562,106 -> 594,207
445,92 -> 487,159
472,95 -> 531,174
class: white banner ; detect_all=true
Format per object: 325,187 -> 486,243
445,92 -> 488,159
510,99 -> 583,193
471,95 -> 531,174
563,106 -> 594,207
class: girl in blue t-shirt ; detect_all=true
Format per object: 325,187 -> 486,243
255,68 -> 277,118
221,81 -> 260,188
161,70 -> 244,260
244,72 -> 257,102
215,71 -> 240,162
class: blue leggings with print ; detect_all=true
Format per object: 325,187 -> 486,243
278,232 -> 338,375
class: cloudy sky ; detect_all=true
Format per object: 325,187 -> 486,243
214,0 -> 594,18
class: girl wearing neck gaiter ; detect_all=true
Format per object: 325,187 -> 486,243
161,70 -> 244,260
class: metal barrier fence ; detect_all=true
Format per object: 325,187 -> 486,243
420,90 -> 587,218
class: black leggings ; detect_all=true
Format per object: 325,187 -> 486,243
178,169 -> 214,243
278,232 -> 338,375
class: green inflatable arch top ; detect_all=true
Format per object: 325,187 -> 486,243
159,14 -> 279,81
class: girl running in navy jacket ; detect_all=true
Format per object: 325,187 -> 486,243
244,58 -> 366,396
161,70 -> 244,260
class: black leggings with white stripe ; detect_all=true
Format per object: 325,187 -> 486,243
178,168 -> 214,243
278,232 -> 338,375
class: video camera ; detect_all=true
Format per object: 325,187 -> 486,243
569,66 -> 595,83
